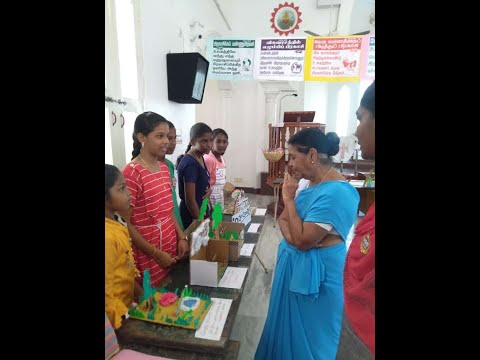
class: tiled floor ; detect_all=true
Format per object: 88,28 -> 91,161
229,194 -> 364,359
229,194 -> 280,360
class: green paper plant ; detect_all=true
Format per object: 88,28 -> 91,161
198,198 -> 209,221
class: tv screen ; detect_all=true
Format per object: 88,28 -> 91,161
167,52 -> 209,104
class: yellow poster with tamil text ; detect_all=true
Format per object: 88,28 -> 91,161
304,36 -> 362,82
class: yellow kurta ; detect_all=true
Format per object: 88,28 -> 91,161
105,217 -> 136,329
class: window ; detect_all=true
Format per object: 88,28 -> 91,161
115,0 -> 138,100
105,108 -> 113,164
105,0 -> 141,169
359,80 -> 372,98
336,85 -> 350,137
123,111 -> 138,162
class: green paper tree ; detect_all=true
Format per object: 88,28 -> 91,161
140,269 -> 155,303
129,307 -> 144,318
175,318 -> 187,326
212,203 -> 223,230
198,198 -> 209,221
180,309 -> 192,320
147,309 -> 155,320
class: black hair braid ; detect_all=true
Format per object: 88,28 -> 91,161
176,144 -> 192,169
132,138 -> 142,160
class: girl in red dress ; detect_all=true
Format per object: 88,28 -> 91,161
122,112 -> 189,288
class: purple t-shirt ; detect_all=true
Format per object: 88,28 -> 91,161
177,154 -> 210,227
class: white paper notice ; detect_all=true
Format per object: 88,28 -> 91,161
254,208 -> 267,216
218,267 -> 248,289
240,243 -> 255,256
248,223 -> 261,233
254,38 -> 306,81
195,298 -> 233,341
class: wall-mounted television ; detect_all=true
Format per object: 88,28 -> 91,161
166,52 -> 209,104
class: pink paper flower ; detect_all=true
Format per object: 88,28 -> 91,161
159,292 -> 178,306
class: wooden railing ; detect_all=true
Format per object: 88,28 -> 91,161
267,122 -> 326,184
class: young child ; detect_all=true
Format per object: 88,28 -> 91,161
203,128 -> 229,209
105,164 -> 143,329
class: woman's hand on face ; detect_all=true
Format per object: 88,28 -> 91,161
282,173 -> 298,202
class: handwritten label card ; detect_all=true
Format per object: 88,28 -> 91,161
218,267 -> 248,289
240,243 -> 255,257
195,298 -> 233,341
248,223 -> 261,233
254,208 -> 267,216
231,196 -> 252,225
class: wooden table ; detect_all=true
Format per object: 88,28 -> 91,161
116,214 -> 265,359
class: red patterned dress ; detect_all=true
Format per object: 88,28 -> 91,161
123,161 -> 177,287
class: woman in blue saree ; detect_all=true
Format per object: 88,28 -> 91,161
255,128 -> 359,360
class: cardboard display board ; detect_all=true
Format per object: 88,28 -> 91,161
189,239 -> 229,287
186,220 -> 246,278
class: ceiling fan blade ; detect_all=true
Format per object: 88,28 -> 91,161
304,30 -> 370,37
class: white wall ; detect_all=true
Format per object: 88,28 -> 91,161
219,0 -> 340,37
304,82 -> 329,126
337,0 -> 375,35
197,80 -> 264,188
138,0 -> 229,164
304,80 -> 373,137
133,0 -> 374,189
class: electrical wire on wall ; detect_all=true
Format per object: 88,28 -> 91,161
105,96 -> 127,105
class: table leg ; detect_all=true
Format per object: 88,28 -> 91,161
254,252 -> 269,273
273,185 -> 279,228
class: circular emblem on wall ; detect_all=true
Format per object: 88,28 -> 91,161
270,2 -> 302,36
291,62 -> 302,73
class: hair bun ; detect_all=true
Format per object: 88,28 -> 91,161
325,132 -> 340,157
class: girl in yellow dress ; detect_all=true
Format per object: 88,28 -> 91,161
105,164 -> 143,329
